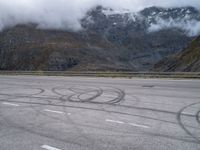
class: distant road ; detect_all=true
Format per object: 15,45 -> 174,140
0,75 -> 200,150
0,71 -> 200,78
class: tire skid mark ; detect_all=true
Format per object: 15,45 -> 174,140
61,100 -> 104,150
1,85 -> 200,133
177,102 -> 200,143
0,98 -> 198,145
1,86 -> 200,145
28,95 -> 104,150
0,98 -> 199,131
0,87 -> 45,97
196,110 -> 200,125
52,86 -> 125,105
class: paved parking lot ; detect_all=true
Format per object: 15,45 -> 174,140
0,75 -> 200,150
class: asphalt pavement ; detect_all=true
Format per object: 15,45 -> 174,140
0,75 -> 200,150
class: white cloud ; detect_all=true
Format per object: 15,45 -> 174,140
0,0 -> 200,31
148,17 -> 200,36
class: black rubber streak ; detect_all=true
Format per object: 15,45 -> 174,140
177,102 -> 200,143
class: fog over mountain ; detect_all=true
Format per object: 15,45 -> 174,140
0,0 -> 200,32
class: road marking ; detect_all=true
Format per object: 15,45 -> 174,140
44,109 -> 65,114
67,113 -> 71,115
106,119 -> 125,124
41,145 -> 62,150
105,119 -> 150,129
181,112 -> 194,116
2,102 -> 19,107
129,123 -> 150,129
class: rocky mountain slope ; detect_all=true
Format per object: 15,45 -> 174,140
0,25 -> 131,71
0,6 -> 200,71
154,36 -> 200,72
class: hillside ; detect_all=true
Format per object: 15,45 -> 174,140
0,6 -> 199,71
154,36 -> 200,72
0,25 -> 132,71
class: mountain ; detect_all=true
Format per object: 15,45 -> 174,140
154,36 -> 200,72
0,6 -> 200,71
82,6 -> 199,70
0,25 -> 131,71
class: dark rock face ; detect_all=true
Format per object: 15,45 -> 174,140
0,6 -> 200,71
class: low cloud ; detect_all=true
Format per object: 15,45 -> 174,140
0,0 -> 200,31
148,18 -> 200,36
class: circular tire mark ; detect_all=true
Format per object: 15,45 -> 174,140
0,87 -> 45,97
177,102 -> 200,143
52,86 -> 125,104
196,110 -> 200,125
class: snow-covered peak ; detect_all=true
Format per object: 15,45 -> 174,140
83,6 -> 200,36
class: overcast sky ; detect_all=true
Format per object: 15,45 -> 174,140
0,0 -> 200,31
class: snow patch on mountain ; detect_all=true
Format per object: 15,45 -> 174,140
102,7 -> 131,16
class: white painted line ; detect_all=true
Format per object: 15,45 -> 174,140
2,102 -> 19,107
44,109 -> 65,114
41,145 -> 62,150
106,119 -> 125,124
67,113 -> 71,115
129,123 -> 150,129
181,112 -> 194,116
